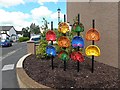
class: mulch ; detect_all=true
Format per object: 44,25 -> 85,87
23,54 -> 119,89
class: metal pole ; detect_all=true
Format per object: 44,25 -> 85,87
93,19 -> 95,29
78,14 -> 80,25
51,21 -> 53,30
77,14 -> 80,72
58,12 -> 60,24
92,40 -> 95,73
77,46 -> 80,72
63,14 -> 66,71
51,21 -> 54,70
92,19 -> 95,73
64,60 -> 66,71
51,56 -> 54,70
64,14 -> 65,22
57,8 -> 61,25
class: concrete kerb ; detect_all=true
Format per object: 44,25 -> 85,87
16,53 -> 51,89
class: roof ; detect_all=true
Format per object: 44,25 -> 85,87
16,31 -> 22,34
0,26 -> 15,31
11,34 -> 17,36
1,33 -> 10,37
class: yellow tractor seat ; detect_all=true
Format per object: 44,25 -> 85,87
85,45 -> 100,56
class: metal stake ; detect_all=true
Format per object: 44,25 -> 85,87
51,21 -> 54,70
92,19 -> 95,73
77,14 -> 80,72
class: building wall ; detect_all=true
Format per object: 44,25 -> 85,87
1,31 -> 6,33
67,2 -> 118,68
9,27 -> 17,36
1,34 -> 8,39
67,0 -> 120,2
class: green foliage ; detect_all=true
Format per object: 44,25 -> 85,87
54,44 -> 61,53
35,16 -> 85,59
30,23 -> 40,34
40,18 -> 50,40
36,39 -> 48,59
53,29 -> 62,39
53,29 -> 75,55
41,18 -> 49,31
41,30 -> 47,40
22,27 -> 30,38
19,37 -> 29,42
73,16 -> 78,23
22,23 -> 40,38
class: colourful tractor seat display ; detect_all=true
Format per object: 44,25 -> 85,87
72,36 -> 84,48
85,45 -> 100,56
58,36 -> 70,48
86,28 -> 100,41
72,22 -> 84,32
58,22 -> 69,34
46,45 -> 56,56
58,51 -> 69,61
70,51 -> 84,62
46,30 -> 56,41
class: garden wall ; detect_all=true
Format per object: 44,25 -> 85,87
67,2 -> 119,68
16,54 -> 50,89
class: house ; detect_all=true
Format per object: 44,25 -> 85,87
16,31 -> 23,37
0,26 -> 18,42
67,1 -> 119,68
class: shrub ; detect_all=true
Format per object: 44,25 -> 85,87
36,39 -> 48,59
19,37 -> 29,42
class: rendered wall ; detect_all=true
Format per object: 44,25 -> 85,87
9,27 -> 16,36
67,2 -> 118,68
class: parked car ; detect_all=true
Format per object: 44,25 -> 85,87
0,39 -> 12,47
30,35 -> 41,44
10,39 -> 13,43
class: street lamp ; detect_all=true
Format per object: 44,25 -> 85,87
57,8 -> 61,25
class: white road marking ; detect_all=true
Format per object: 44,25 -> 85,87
0,47 -> 22,61
0,57 -> 2,61
12,43 -> 17,45
21,42 -> 26,43
2,64 -> 14,71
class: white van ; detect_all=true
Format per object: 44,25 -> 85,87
30,35 -> 41,44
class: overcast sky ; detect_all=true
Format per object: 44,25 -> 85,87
0,0 -> 66,31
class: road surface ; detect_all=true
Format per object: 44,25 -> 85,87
1,42 -> 27,89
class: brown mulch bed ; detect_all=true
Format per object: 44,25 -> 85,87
23,54 -> 119,89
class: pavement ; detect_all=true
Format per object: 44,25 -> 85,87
1,42 -> 27,89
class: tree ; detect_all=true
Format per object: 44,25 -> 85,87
41,18 -> 49,31
39,18 -> 50,39
22,27 -> 30,38
30,23 -> 40,34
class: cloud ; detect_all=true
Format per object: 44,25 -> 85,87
51,12 -> 64,20
31,6 -> 52,19
38,0 -> 58,5
24,0 -> 60,5
31,6 -> 65,20
0,4 -> 65,31
0,0 -> 24,7
0,9 -> 31,31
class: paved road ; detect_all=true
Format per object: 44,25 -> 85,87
1,42 -> 27,88
2,42 -> 25,56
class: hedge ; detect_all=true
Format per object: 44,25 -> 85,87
19,37 -> 29,42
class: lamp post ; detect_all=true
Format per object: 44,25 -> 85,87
57,8 -> 61,25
